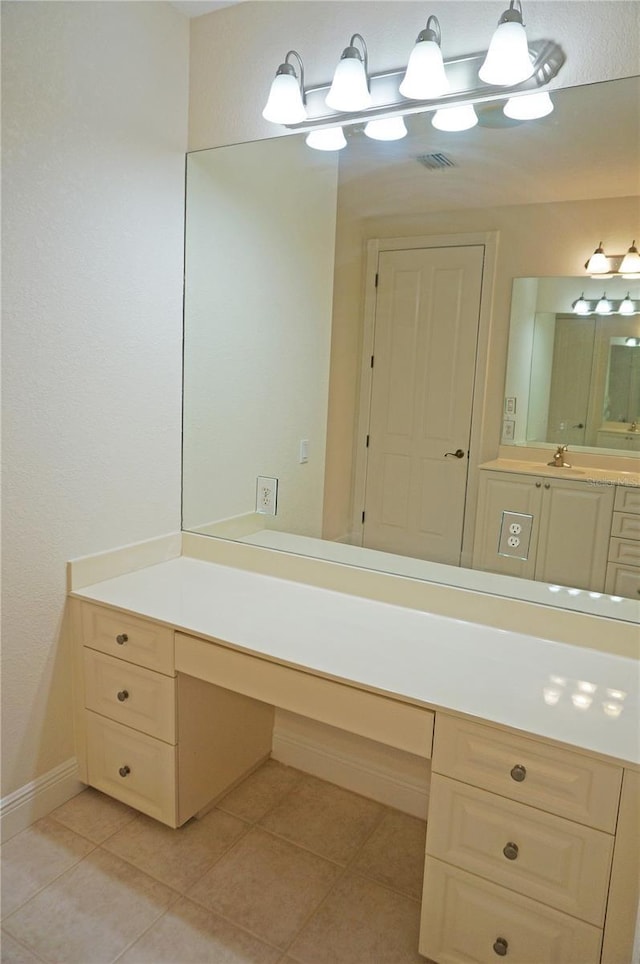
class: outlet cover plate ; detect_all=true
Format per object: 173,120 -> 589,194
256,476 -> 278,515
498,511 -> 533,560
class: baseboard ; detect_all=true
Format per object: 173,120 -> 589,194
271,711 -> 430,818
1,758 -> 85,842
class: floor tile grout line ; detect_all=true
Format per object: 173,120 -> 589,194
180,890 -> 293,956
0,926 -> 51,964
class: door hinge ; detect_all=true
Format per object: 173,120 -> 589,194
375,272 -> 379,287
361,510 -> 366,523
370,355 -> 374,368
365,434 -> 370,448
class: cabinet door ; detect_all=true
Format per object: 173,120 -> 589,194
535,478 -> 614,590
472,471 -> 542,579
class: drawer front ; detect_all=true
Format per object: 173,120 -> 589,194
84,649 -> 176,744
609,536 -> 640,566
426,775 -> 613,926
81,603 -> 174,675
86,712 -> 177,826
614,486 -> 640,514
419,858 -> 602,964
610,512 -> 640,542
433,714 -> 622,832
605,563 -> 640,600
176,632 -> 434,758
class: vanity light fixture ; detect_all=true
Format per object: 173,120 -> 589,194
503,89 -> 553,119
262,9 -> 565,152
572,293 -> 590,315
262,51 -> 307,124
620,294 -> 636,316
595,293 -> 613,314
431,104 -> 478,131
624,337 -> 640,346
584,241 -> 640,279
620,240 -> 640,278
572,293 -> 640,316
478,0 -> 535,87
399,16 -> 449,100
326,34 -> 371,112
585,242 -> 609,276
364,116 -> 408,141
305,127 -> 347,151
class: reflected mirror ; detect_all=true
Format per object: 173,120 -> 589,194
183,76 -> 640,621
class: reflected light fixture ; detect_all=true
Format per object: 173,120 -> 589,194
305,127 -> 347,151
503,90 -> 553,119
399,16 -> 449,100
595,293 -> 612,314
620,294 -> 636,316
572,293 -> 590,315
326,33 -> 371,112
620,240 -> 640,278
478,0 -> 534,86
262,50 -> 307,124
432,104 -> 478,131
364,116 -> 407,141
625,337 -> 640,346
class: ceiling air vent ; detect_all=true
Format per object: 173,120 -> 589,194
415,152 -> 456,171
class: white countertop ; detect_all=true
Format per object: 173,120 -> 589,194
71,557 -> 640,767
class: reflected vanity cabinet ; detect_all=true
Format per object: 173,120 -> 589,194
472,469 -> 615,590
419,715 -> 638,964
71,600 -> 274,828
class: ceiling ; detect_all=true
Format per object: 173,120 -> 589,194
169,1 -> 240,18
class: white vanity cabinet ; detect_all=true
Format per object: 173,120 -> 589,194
606,486 -> 640,600
472,470 -> 614,590
596,430 -> 640,452
419,716 -> 637,964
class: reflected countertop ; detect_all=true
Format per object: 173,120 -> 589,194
71,556 -> 639,768
480,458 -> 640,487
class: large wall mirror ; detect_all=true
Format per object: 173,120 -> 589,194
183,75 -> 640,622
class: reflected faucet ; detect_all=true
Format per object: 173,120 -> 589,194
548,444 -> 572,468
631,421 -> 637,433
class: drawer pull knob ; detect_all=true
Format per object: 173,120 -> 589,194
535,481 -> 542,488
116,633 -> 128,645
117,690 -> 129,702
118,765 -> 131,778
544,482 -> 551,489
503,841 -> 519,860
493,937 -> 509,957
510,764 -> 526,782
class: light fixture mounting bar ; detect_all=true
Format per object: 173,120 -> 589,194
285,39 -> 564,131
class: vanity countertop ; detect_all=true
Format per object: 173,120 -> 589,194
71,556 -> 639,767
480,458 -> 640,487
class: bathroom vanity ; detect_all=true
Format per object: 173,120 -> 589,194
69,550 -> 639,964
473,460 -> 640,599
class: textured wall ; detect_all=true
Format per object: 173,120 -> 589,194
1,1 -> 189,796
189,0 -> 640,149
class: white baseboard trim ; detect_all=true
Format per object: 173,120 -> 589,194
1,758 -> 85,842
271,711 -> 430,818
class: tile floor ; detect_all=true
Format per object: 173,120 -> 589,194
1,761 -> 430,963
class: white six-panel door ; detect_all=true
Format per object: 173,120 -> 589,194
362,245 -> 484,565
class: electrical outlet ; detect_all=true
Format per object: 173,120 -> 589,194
498,511 -> 533,560
256,476 -> 278,515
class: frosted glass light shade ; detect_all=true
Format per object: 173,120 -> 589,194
595,295 -> 612,314
400,41 -> 449,99
504,90 -> 553,119
620,241 -> 640,278
619,296 -> 636,316
262,71 -> 306,124
572,295 -> 590,316
305,127 -> 347,151
326,57 -> 372,112
479,20 -> 534,86
586,244 -> 609,275
364,116 -> 407,141
432,104 -> 478,131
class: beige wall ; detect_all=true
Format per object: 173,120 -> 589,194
183,137 -> 338,536
188,1 -> 640,150
1,1 -> 189,797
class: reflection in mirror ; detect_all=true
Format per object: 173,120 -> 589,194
182,76 -> 640,622
505,277 -> 640,451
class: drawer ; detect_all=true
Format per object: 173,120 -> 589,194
419,858 -> 602,964
176,632 -> 434,758
610,512 -> 640,542
614,486 -> 640,514
81,603 -> 174,675
609,536 -> 640,566
433,714 -> 622,832
425,774 -> 613,926
86,712 -> 177,826
605,563 -> 640,600
84,649 -> 176,744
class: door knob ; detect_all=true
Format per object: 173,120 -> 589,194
444,449 -> 465,459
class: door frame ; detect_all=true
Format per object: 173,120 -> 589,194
351,231 -> 498,569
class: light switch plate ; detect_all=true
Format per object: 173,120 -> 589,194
498,511 -> 533,560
